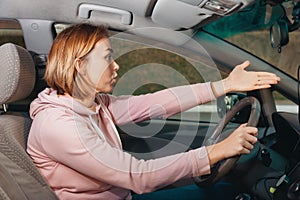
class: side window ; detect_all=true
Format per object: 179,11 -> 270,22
114,48 -> 205,95
54,23 -> 70,34
110,34 -> 222,123
0,20 -> 25,47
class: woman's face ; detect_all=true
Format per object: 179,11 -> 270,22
83,38 -> 119,93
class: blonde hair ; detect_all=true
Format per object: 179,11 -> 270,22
44,23 -> 108,96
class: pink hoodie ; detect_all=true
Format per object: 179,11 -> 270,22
27,83 -> 215,200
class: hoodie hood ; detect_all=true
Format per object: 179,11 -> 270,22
30,88 -> 98,119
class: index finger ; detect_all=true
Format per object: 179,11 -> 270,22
256,72 -> 280,80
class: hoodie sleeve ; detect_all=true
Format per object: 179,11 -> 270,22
30,109 -> 211,194
99,82 -> 215,125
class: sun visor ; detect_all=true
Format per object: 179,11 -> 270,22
151,0 -> 255,30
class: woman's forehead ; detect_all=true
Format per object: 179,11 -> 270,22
94,38 -> 111,50
85,38 -> 112,58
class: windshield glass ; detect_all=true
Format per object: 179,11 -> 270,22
203,0 -> 300,80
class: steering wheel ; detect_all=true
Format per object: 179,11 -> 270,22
193,96 -> 261,187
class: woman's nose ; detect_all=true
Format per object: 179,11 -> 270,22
112,61 -> 119,71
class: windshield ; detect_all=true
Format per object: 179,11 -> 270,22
203,0 -> 300,80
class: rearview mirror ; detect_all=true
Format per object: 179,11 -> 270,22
270,19 -> 289,53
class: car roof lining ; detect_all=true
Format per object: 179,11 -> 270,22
0,0 -> 257,50
1,0 -> 255,30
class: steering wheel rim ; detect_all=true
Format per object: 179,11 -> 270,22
193,96 -> 261,187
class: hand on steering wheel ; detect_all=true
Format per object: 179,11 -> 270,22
193,96 -> 261,187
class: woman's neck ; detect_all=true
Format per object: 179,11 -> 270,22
62,92 -> 97,111
80,97 -> 97,111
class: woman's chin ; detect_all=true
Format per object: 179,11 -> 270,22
96,87 -> 114,94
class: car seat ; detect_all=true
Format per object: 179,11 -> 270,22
0,43 -> 58,200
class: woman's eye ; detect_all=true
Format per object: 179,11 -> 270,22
106,55 -> 113,62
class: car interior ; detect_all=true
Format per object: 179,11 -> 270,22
0,0 -> 299,199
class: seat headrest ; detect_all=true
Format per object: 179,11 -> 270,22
0,43 -> 36,104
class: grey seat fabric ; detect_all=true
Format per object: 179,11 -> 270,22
0,186 -> 10,200
0,43 -> 58,200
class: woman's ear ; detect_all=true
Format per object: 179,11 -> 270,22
74,58 -> 86,75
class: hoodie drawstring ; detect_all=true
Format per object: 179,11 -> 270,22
98,103 -> 122,148
89,115 -> 107,143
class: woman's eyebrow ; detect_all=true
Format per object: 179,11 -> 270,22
106,48 -> 114,53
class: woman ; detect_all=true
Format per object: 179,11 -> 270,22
27,23 -> 280,200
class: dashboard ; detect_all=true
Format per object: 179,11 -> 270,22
232,112 -> 300,200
